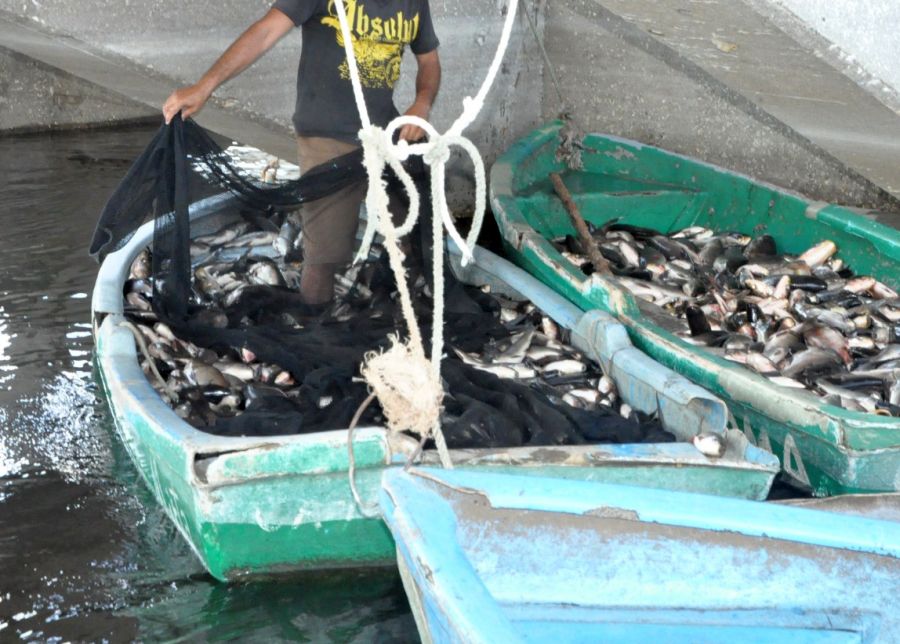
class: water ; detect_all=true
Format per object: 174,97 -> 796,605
0,128 -> 416,642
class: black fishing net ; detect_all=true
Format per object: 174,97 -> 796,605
91,119 -> 672,448
90,118 -> 365,320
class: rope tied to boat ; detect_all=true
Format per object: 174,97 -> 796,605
332,0 -> 519,484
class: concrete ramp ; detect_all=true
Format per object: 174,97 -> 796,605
545,0 -> 900,210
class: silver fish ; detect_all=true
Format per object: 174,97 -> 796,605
782,348 -> 843,379
453,348 -> 537,379
766,376 -> 807,389
692,432 -> 725,457
541,316 -> 559,341
542,359 -> 587,376
184,361 -> 229,388
487,328 -> 535,364
567,388 -> 602,406
224,231 -> 278,249
195,221 -> 251,247
216,362 -> 257,382
526,346 -> 563,364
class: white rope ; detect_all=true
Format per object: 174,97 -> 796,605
334,0 -> 520,474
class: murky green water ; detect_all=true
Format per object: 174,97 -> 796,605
0,127 -> 416,642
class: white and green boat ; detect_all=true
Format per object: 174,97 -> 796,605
91,193 -> 778,581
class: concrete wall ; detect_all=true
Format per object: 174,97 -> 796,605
2,1 -> 897,209
0,46 -> 153,133
542,0 -> 893,209
773,0 -> 900,98
0,1 -> 545,206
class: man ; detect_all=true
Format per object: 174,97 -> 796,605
163,0 -> 441,306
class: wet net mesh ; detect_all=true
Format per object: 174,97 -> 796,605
90,119 -> 671,448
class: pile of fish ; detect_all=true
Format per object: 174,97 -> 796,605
122,216 -> 674,448
554,223 -> 900,416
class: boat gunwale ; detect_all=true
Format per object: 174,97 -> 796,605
398,466 -> 900,563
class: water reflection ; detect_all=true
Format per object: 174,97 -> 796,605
0,128 -> 415,642
0,304 -> 16,391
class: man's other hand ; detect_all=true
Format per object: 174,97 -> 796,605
399,101 -> 431,142
400,49 -> 440,142
163,84 -> 212,124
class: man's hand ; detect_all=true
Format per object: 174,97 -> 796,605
399,49 -> 441,142
163,83 -> 213,124
399,101 -> 431,142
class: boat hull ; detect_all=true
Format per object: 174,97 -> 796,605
92,194 -> 776,580
381,468 -> 900,643
490,121 -> 900,496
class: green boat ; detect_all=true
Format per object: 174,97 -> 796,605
91,193 -> 777,581
490,121 -> 900,497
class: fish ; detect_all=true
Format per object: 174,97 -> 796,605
129,249 -> 152,280
766,376 -> 807,389
782,348 -> 844,380
890,380 -> 900,406
597,375 -> 616,395
692,432 -> 726,457
579,222 -> 898,414
672,226 -> 712,241
872,282 -> 898,300
247,259 -> 286,288
541,316 -> 559,341
802,324 -> 851,366
526,346 -> 563,363
224,231 -> 278,249
799,240 -> 837,267
860,344 -> 900,367
567,388 -> 602,406
274,217 -> 300,258
482,363 -> 538,379
485,328 -> 535,364
500,307 -> 519,323
125,291 -> 153,312
685,306 -> 727,346
541,359 -> 587,376
744,352 -> 779,375
772,275 -> 791,300
184,361 -> 229,388
195,221 -> 252,247
744,234 -> 776,258
453,348 -> 538,379
194,266 -> 223,296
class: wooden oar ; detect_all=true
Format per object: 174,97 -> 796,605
549,172 -> 611,274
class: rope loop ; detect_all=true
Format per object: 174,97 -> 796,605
331,0 -> 520,482
423,137 -> 452,167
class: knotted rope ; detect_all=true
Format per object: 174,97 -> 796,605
333,0 -> 520,474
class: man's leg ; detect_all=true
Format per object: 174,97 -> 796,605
296,136 -> 366,306
299,263 -> 339,306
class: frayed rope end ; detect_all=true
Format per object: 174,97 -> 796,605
360,335 -> 444,439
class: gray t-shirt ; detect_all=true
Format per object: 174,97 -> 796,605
272,0 -> 439,142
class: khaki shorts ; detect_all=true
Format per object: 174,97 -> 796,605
297,136 -> 366,266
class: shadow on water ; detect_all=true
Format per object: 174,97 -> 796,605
0,128 -> 415,642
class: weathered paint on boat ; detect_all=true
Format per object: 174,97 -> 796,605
91,193 -> 776,581
490,121 -> 900,496
381,468 -> 900,644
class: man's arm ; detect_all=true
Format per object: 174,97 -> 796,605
399,49 -> 441,142
162,8 -> 295,124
